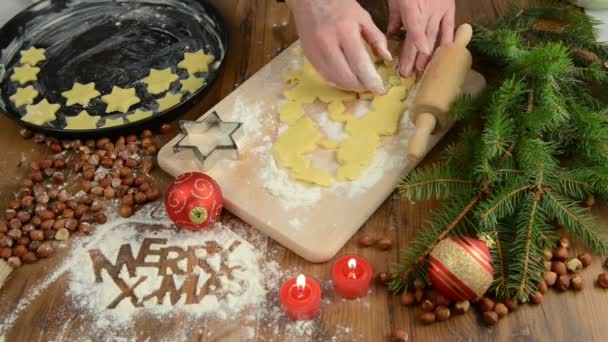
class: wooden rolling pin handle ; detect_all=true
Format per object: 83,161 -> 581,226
454,23 -> 473,47
407,112 -> 437,160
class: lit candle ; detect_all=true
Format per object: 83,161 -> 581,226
332,255 -> 373,299
280,274 -> 321,320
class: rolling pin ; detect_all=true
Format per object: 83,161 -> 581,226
407,23 -> 474,160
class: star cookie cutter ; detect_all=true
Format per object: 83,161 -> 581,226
173,111 -> 243,170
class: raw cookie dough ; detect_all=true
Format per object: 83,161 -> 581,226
127,109 -> 153,122
102,117 -> 125,128
278,101 -> 305,125
273,116 -> 333,187
62,82 -> 101,106
102,86 -> 140,113
64,110 -> 101,130
157,92 -> 183,112
10,86 -> 39,108
20,47 -> 46,66
11,65 -> 40,85
178,50 -> 215,74
318,139 -> 338,149
142,68 -> 179,95
22,99 -> 60,126
180,75 -> 206,94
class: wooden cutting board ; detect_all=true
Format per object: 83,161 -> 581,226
158,42 -> 485,263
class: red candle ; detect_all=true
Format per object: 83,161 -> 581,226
332,255 -> 373,299
280,274 -> 321,320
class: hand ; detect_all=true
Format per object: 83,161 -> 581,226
387,0 -> 456,76
287,0 -> 392,94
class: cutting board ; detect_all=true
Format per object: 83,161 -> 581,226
158,42 -> 486,263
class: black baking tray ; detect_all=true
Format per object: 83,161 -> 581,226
0,0 -> 228,138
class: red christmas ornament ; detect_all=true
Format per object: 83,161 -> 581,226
428,236 -> 494,301
164,172 -> 223,230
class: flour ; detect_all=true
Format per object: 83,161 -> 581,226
288,218 -> 303,231
230,96 -> 265,147
317,112 -> 347,141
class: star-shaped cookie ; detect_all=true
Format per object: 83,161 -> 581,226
62,82 -> 101,106
101,86 -> 140,113
180,76 -> 206,94
141,68 -> 179,95
177,50 -> 215,74
127,109 -> 153,122
11,65 -> 40,85
64,110 -> 101,130
102,117 -> 125,128
20,47 -> 46,66
22,99 -> 60,126
10,86 -> 39,108
157,92 -> 183,112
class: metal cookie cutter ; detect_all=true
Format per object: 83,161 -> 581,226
172,111 -> 243,170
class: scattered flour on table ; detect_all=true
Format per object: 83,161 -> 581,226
230,96 -> 266,147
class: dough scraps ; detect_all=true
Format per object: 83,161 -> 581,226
127,109 -> 153,122
102,117 -> 125,128
22,99 -> 60,126
157,92 -> 183,112
19,47 -> 46,66
272,58 -> 415,187
64,110 -> 101,130
62,82 -> 101,106
10,86 -> 39,108
141,68 -> 179,95
180,75 -> 206,94
178,50 -> 215,74
102,86 -> 140,113
11,65 -> 40,85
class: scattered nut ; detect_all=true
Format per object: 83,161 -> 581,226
558,237 -> 571,249
399,291 -> 415,306
377,238 -> 393,251
598,273 -> 608,288
119,205 -> 133,218
421,299 -> 435,312
554,246 -> 569,261
377,272 -> 390,285
36,243 -> 53,258
571,275 -> 584,291
551,261 -> 567,276
584,195 -> 596,207
530,291 -> 543,304
391,328 -> 408,342
159,123 -> 172,134
538,281 -> 548,294
566,258 -> 583,273
504,299 -> 518,312
454,300 -> 470,314
7,256 -> 22,268
482,311 -> 499,326
54,228 -> 69,241
479,297 -> 495,312
543,271 -> 558,287
22,252 -> 37,263
577,253 -> 593,268
494,303 -> 508,318
556,275 -> 571,291
419,312 -> 436,325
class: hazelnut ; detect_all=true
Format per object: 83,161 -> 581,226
421,299 -> 435,312
65,218 -> 78,231
419,312 -> 436,325
20,128 -> 33,139
85,139 -> 95,148
35,191 -> 49,204
43,229 -> 56,240
17,237 -> 31,246
483,311 -> 499,326
101,157 -> 113,168
577,253 -> 593,268
119,205 -> 133,218
39,158 -> 53,169
597,273 -> 608,288
54,158 -> 66,170
146,188 -> 161,201
90,200 -> 104,213
8,199 -> 21,210
558,237 -> 571,249
40,219 -> 55,230
0,221 -> 6,233
551,261 -> 567,276
74,205 -> 88,218
62,208 -> 74,218
73,160 -> 84,173
479,297 -> 495,312
104,187 -> 116,199
543,249 -> 553,260
134,192 -> 147,204
377,238 -> 393,251
159,123 -> 172,134
40,210 -> 55,220
494,303 -> 508,318
33,133 -> 45,144
584,195 -> 596,207
543,271 -> 558,286
31,170 -> 44,183
5,209 -> 16,220
0,236 -> 13,248
126,158 -> 138,168
414,289 -> 424,303
30,230 -> 44,241
122,176 -> 134,186
50,143 -> 62,154
556,275 -> 571,291
96,138 -> 110,149
538,281 -> 548,294
29,161 -> 40,171
139,182 -> 151,192
119,167 -> 132,178
530,291 -> 543,304
90,186 -> 104,196
22,251 -> 37,263
13,245 -> 27,257
83,169 -> 95,181
435,294 -> 450,306
98,177 -> 111,189
50,201 -> 66,215
48,188 -> 60,200
19,187 -> 33,198
80,212 -> 94,223
435,305 -> 450,321
571,275 -> 584,291
0,247 -> 12,259
36,243 -> 53,258
399,291 -> 415,306
543,260 -> 552,271
113,159 -> 124,169
146,145 -> 157,155
566,258 -> 583,273
140,129 -> 153,139
95,213 -> 107,224
141,137 -> 153,148
554,246 -> 569,261
504,299 -> 518,312
31,216 -> 41,227
78,222 -> 93,235
53,218 -> 68,230
377,272 -> 390,285
126,134 -> 137,143
54,228 -> 69,241
391,328 -> 408,342
8,256 -> 22,268
454,300 -> 470,314
8,228 -> 22,239
16,211 -> 31,223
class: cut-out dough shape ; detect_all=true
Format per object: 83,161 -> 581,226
178,50 -> 215,74
22,99 -> 60,126
283,62 -> 357,104
103,117 -> 125,128
64,110 -> 101,130
127,109 -> 153,122
180,76 -> 206,94
273,116 -> 333,187
157,92 -> 183,112
11,65 -> 40,85
318,139 -> 338,149
62,82 -> 101,106
141,68 -> 179,95
20,47 -> 46,66
278,101 -> 305,125
10,86 -> 39,108
102,86 -> 140,113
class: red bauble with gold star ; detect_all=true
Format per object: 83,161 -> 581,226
164,172 -> 223,230
428,236 -> 494,301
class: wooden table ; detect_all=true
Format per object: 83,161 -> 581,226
1,0 -> 607,341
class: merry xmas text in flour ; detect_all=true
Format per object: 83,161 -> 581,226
88,238 -> 246,309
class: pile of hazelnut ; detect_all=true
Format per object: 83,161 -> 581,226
0,124 -> 172,268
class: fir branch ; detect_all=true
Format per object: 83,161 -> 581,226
399,164 -> 476,201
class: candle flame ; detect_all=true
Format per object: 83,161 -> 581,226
296,274 -> 306,290
348,258 -> 357,270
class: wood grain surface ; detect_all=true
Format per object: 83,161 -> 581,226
0,0 -> 607,341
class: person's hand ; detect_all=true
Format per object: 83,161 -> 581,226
286,0 -> 392,95
387,0 -> 455,76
